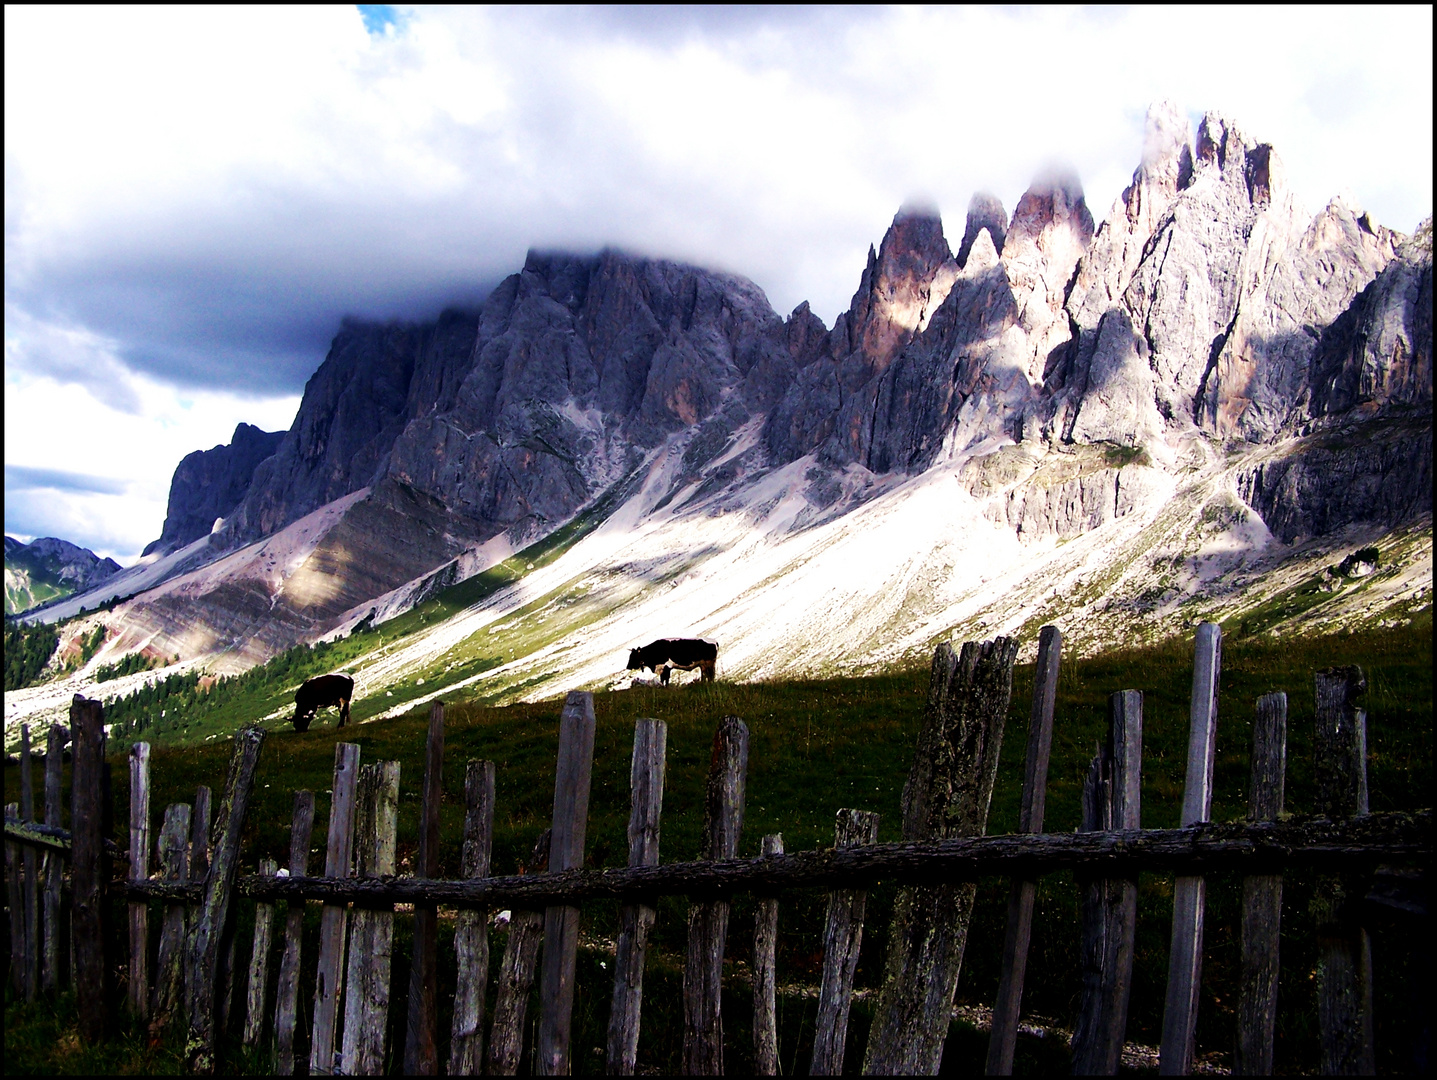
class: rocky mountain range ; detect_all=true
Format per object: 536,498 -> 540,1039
15,102 -> 1430,718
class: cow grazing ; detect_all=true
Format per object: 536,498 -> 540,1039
291,673 -> 354,732
627,638 -> 717,685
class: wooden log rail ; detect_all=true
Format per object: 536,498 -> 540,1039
4,820 -> 128,860
110,810 -> 1430,908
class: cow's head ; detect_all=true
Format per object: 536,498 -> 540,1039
626,648 -> 643,671
291,707 -> 314,733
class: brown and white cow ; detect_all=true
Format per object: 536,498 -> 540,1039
626,638 -> 717,685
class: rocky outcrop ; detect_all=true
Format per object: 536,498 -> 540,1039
227,315 -> 471,543
956,192 -> 1008,268
144,423 -> 285,556
1237,415 -> 1432,543
1305,218 -> 1432,419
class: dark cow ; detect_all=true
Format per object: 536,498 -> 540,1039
627,639 -> 717,685
291,674 -> 354,732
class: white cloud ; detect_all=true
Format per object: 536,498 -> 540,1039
3,358 -> 297,562
4,4 -> 1431,559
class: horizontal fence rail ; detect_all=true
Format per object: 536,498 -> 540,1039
97,810 -> 1430,908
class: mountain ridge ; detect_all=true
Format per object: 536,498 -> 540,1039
10,102 -> 1430,737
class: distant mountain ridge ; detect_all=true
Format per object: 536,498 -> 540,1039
4,535 -> 122,616
27,102 -> 1432,689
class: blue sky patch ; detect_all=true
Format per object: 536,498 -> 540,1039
357,5 -> 400,36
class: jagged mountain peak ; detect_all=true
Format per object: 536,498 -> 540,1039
842,205 -> 956,375
957,192 -> 1008,269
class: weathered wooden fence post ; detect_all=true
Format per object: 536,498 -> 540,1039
752,834 -> 783,1077
811,809 -> 880,1076
5,801 -> 22,996
43,722 -> 68,992
683,715 -> 750,1075
1236,692 -> 1286,1075
70,694 -> 110,1042
190,784 -> 212,936
275,790 -> 316,1075
150,802 -> 192,1033
986,624 -> 1062,1076
20,725 -> 40,1001
451,760 -> 497,1074
1313,666 -> 1376,1075
243,857 -> 279,1048
863,637 -> 1018,1075
185,724 -> 266,1073
537,691 -> 599,1076
607,719 -> 667,1076
1160,622 -> 1222,1075
1070,689 -> 1143,1076
310,742 -> 361,1076
342,760 -> 401,1075
487,830 -> 551,1074
129,741 -> 152,1020
404,702 -> 445,1076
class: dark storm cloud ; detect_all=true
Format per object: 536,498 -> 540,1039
5,465 -> 130,496
9,185 -> 515,396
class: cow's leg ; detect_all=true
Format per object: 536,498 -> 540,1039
339,699 -> 350,728
660,664 -> 671,686
702,659 -> 715,682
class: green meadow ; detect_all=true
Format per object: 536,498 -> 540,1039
4,615 -> 1431,1073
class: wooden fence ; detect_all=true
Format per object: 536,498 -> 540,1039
4,623 -> 1429,1075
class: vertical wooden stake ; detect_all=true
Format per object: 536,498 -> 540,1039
682,715 -> 750,1076
536,691 -> 599,1076
150,803 -> 192,1034
987,624 -> 1062,1076
607,719 -> 667,1076
1160,622 -> 1222,1075
129,742 -> 152,1020
70,694 -> 109,1042
5,802 -> 22,997
185,724 -> 266,1073
243,857 -> 280,1048
1313,666 -> 1375,1076
864,638 -> 1019,1075
752,834 -> 783,1077
1070,689 -> 1143,1076
43,723 -> 68,992
310,742 -> 362,1077
487,830 -> 551,1075
811,809 -> 880,1076
402,700 -> 445,1074
20,725 -> 40,1002
404,702 -> 446,1076
1236,692 -> 1286,1075
274,790 -> 316,1076
190,784 -> 213,935
342,761 -> 401,1075
451,760 -> 497,1074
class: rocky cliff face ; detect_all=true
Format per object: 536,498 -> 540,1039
144,423 -> 286,556
126,102 -> 1429,667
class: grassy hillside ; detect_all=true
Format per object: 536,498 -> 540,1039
5,617 -> 1431,1073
